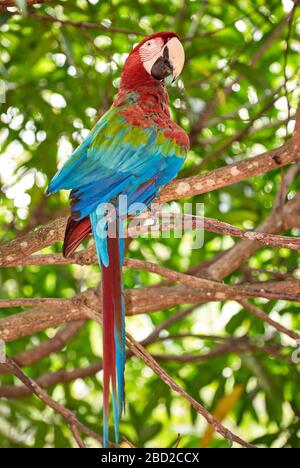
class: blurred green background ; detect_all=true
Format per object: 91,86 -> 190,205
0,0 -> 300,448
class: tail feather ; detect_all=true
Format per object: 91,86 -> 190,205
101,246 -> 118,445
90,211 -> 125,448
111,235 -> 126,416
63,216 -> 91,258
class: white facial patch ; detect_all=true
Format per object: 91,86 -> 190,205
139,38 -> 164,75
138,36 -> 185,81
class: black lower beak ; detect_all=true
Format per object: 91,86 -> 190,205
151,46 -> 173,80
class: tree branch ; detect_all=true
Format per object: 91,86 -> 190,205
4,9 -> 146,36
0,320 -> 85,374
125,332 -> 255,448
0,329 -> 290,396
161,141 -> 299,202
0,0 -> 47,6
202,188 -> 300,281
3,357 -> 115,448
3,213 -> 300,272
0,305 -> 199,388
2,178 -> 300,344
0,362 -> 103,397
2,277 -> 300,343
239,300 -> 300,342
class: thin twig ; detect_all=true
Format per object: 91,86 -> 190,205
0,320 -> 85,374
283,5 -> 296,140
125,333 -> 255,449
4,357 -> 115,448
6,11 -> 146,36
189,13 -> 293,141
239,300 -> 300,342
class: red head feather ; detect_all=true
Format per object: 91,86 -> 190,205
120,32 -> 182,91
132,32 -> 179,52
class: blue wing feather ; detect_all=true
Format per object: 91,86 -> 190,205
48,106 -> 186,221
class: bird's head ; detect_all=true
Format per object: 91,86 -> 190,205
120,32 -> 185,91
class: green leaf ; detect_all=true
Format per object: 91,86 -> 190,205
138,423 -> 162,446
233,62 -> 268,88
0,14 -> 10,26
251,432 -> 280,447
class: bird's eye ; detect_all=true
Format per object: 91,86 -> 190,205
147,42 -> 152,47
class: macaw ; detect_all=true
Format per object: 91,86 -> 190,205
47,31 -> 189,447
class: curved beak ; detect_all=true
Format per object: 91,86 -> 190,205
150,37 -> 185,82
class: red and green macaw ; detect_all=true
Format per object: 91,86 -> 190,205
47,32 -> 189,447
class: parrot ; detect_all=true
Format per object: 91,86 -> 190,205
47,31 -> 189,447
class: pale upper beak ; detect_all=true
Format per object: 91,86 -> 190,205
164,37 -> 185,82
143,37 -> 185,83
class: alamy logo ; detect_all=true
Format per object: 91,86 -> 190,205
0,340 -> 6,364
94,199 -> 205,249
0,80 -> 6,104
292,340 -> 300,364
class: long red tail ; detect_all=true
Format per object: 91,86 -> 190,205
101,235 -> 125,446
63,216 -> 125,447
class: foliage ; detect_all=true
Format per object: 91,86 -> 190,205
0,0 -> 300,448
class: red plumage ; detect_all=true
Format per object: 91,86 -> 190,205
118,32 -> 178,93
63,216 -> 91,258
101,237 -> 117,438
101,235 -> 124,442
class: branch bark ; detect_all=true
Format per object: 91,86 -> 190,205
3,212 -> 300,272
0,0 -> 47,5
0,320 -> 85,374
0,327 -> 290,396
2,278 -> 300,342
2,170 -> 300,343
162,139 -> 299,202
